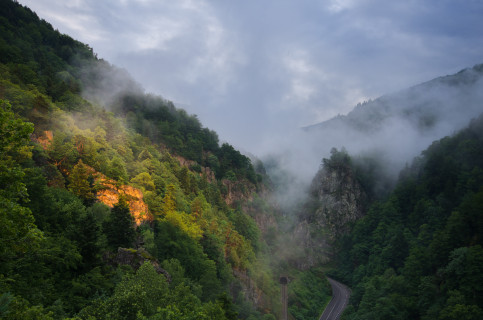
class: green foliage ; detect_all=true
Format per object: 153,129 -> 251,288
0,100 -> 42,261
0,1 -> 274,318
46,130 -> 79,173
288,268 -> 331,320
115,94 -> 219,163
68,159 -> 95,202
1,295 -> 54,320
87,202 -> 110,225
154,220 -> 222,301
141,227 -> 157,256
161,258 -> 200,294
113,93 -> 259,184
104,198 -> 136,251
5,1 -> 483,318
333,114 -> 483,319
75,210 -> 101,268
130,172 -> 155,192
0,0 -> 95,101
78,262 -> 228,320
104,262 -> 168,319
108,155 -> 129,183
322,147 -> 351,171
231,211 -> 261,253
0,292 -> 13,317
217,143 -> 257,183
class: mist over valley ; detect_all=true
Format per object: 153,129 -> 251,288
2,1 -> 483,319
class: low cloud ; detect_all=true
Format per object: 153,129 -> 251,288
19,0 -> 483,204
264,65 -> 483,209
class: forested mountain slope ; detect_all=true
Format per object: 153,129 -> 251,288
329,114 -> 483,319
0,1 -> 282,319
6,1 -> 483,320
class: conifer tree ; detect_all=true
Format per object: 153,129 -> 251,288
68,159 -> 95,202
104,197 -> 135,250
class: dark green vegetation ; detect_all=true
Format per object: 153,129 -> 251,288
329,114 -> 483,319
115,93 -> 259,183
5,0 -> 482,319
0,1 -> 279,319
288,268 -> 332,319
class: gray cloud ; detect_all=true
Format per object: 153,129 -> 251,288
19,0 -> 483,168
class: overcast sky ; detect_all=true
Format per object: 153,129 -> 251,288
18,0 -> 483,156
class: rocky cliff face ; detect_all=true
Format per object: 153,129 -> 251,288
32,130 -> 53,149
308,162 -> 366,237
291,220 -> 331,270
96,177 -> 151,225
222,179 -> 256,206
232,269 -> 272,314
174,155 -> 216,182
294,149 -> 367,268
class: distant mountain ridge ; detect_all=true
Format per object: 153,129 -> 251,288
299,64 -> 483,184
305,64 -> 483,133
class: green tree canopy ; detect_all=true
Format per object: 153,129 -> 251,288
103,197 -> 135,251
0,100 -> 42,261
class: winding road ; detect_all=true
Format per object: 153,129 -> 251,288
319,278 -> 351,320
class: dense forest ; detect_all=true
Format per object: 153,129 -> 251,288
0,1 -> 295,319
321,115 -> 483,319
3,1 -> 482,319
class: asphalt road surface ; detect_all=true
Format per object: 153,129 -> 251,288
319,278 -> 351,320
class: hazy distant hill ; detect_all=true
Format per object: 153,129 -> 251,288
307,64 -> 483,134
302,64 -> 483,181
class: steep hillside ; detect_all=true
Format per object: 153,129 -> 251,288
0,1 -> 281,319
288,68 -> 483,317
290,147 -> 374,272
330,113 -> 483,319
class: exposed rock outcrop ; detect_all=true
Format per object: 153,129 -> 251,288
31,130 -> 53,149
222,179 -> 256,206
174,154 -> 216,182
104,247 -> 171,282
294,148 -> 367,268
291,220 -> 331,270
232,269 -> 272,314
309,161 -> 366,238
96,176 -> 151,225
